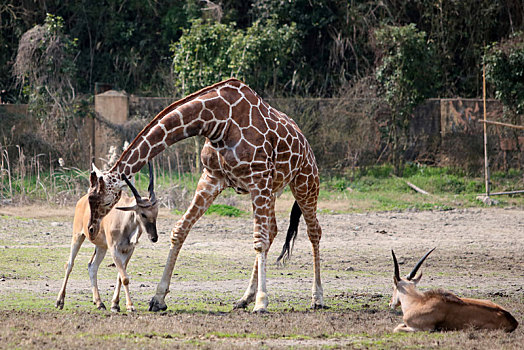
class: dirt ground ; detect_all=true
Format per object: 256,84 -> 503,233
0,204 -> 523,349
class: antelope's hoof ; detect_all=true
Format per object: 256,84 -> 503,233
97,303 -> 107,310
111,304 -> 120,313
148,296 -> 167,312
127,306 -> 137,313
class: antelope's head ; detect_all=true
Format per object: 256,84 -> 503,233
390,248 -> 435,309
116,162 -> 159,243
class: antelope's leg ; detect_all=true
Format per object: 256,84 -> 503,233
394,323 -> 419,332
121,249 -> 136,312
234,195 -> 277,309
149,172 -> 225,312
110,272 -> 122,313
88,246 -> 107,310
56,233 -> 85,309
110,246 -> 135,312
291,174 -> 324,309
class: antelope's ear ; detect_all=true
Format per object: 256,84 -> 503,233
412,271 -> 423,285
393,276 -> 399,286
116,205 -> 138,212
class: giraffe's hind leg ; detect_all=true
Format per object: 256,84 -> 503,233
290,174 -> 324,309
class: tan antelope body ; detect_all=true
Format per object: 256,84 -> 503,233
56,163 -> 158,312
390,249 -> 518,332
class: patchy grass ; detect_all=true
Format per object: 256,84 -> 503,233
205,204 -> 247,217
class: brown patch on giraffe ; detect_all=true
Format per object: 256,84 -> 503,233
225,123 -> 242,148
221,87 -> 242,104
202,90 -> 219,100
138,141 -> 150,160
241,86 -> 259,104
147,128 -> 165,147
242,126 -> 264,144
252,114 -> 268,134
200,109 -> 214,122
149,143 -> 165,160
263,141 -> 273,158
160,113 -> 181,131
235,139 -> 256,161
276,123 -> 288,138
266,118 -> 277,131
206,97 -> 230,120
233,99 -> 252,128
185,120 -> 204,137
131,160 -> 146,175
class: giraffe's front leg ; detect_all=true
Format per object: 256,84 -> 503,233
233,257 -> 258,309
149,172 -> 225,312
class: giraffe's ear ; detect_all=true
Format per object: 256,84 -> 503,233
89,171 -> 98,188
97,176 -> 106,192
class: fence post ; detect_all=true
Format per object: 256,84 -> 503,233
94,90 -> 129,169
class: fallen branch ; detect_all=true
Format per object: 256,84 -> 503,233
404,180 -> 431,195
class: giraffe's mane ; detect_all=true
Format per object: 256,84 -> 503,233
110,78 -> 243,172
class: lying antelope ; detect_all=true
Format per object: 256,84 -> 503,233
56,163 -> 159,312
390,248 -> 518,332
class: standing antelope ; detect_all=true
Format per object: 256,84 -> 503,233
56,163 -> 159,312
390,248 -> 518,332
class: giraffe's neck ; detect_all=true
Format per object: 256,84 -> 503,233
110,78 -> 246,178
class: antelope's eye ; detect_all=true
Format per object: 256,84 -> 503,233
141,213 -> 147,219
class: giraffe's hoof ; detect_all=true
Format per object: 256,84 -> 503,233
252,307 -> 269,314
97,302 -> 107,310
148,296 -> 167,312
111,304 -> 120,313
55,300 -> 64,310
311,303 -> 329,310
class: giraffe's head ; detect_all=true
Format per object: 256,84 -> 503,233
87,164 -> 124,239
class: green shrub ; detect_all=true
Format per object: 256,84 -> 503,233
205,204 -> 246,217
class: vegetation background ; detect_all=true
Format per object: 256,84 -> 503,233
1,0 -> 524,204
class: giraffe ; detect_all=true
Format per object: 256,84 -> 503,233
87,78 -> 324,312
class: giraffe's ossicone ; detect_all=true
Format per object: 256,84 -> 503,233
87,78 -> 324,312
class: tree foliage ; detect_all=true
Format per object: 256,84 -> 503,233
374,24 -> 438,175
485,32 -> 524,119
171,18 -> 299,95
1,0 -> 523,100
13,14 -> 77,124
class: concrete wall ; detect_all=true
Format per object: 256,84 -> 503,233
93,90 -> 129,169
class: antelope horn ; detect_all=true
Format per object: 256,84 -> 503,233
121,173 -> 143,204
147,161 -> 156,204
406,247 -> 436,281
392,250 -> 401,281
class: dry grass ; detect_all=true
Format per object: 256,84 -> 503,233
0,205 -> 523,349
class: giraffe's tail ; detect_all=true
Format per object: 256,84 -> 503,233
276,201 -> 302,264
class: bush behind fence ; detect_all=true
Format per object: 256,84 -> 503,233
1,95 -> 522,204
